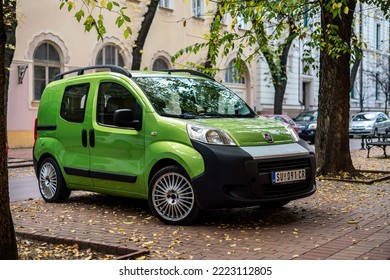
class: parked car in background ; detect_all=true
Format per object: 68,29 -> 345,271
263,114 -> 299,133
293,110 -> 318,144
349,112 -> 390,137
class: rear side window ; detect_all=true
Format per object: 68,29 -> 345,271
60,83 -> 90,123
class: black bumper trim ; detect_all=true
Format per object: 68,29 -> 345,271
191,140 -> 316,209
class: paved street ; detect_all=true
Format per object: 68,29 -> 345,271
8,144 -> 390,260
9,175 -> 39,202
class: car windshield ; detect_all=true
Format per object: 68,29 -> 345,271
295,111 -> 317,121
133,76 -> 256,119
353,113 -> 376,121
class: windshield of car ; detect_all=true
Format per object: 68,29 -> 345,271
352,113 -> 376,121
133,76 -> 256,119
294,111 -> 317,122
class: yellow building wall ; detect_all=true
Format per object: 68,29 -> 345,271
8,131 -> 34,148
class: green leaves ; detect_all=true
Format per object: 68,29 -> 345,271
59,0 -> 132,41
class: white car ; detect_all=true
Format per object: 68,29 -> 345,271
349,112 -> 390,137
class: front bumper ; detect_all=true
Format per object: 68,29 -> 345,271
349,129 -> 373,136
191,140 -> 316,209
298,129 -> 316,141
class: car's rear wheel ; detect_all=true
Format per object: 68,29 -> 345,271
149,166 -> 200,225
38,157 -> 71,202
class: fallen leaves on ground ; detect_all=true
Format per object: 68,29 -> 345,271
17,237 -> 115,260
10,148 -> 390,260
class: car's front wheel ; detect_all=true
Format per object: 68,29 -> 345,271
149,166 -> 200,225
38,157 -> 71,202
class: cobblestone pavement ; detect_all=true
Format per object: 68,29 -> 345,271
8,148 -> 390,260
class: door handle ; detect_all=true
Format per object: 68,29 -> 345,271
89,129 -> 95,148
81,129 -> 87,147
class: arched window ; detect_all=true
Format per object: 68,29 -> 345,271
152,58 -> 169,71
225,60 -> 245,84
96,44 -> 124,66
33,42 -> 62,100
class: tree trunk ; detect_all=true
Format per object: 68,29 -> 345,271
0,0 -> 18,260
316,1 -> 356,176
273,83 -> 285,114
349,49 -> 362,93
131,0 -> 159,70
273,34 -> 294,114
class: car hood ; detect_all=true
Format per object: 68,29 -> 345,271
189,117 -> 295,146
295,120 -> 316,126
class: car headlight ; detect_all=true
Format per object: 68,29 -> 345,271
307,123 -> 317,130
285,124 -> 300,142
187,124 -> 236,145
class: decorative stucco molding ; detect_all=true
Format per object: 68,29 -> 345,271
150,50 -> 172,70
90,36 -> 132,68
26,32 -> 70,63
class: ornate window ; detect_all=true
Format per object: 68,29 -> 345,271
152,58 -> 169,71
192,0 -> 203,18
225,60 -> 245,84
159,0 -> 174,9
33,42 -> 62,100
96,44 -> 124,66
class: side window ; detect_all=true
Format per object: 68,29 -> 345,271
96,82 -> 138,127
60,83 -> 90,123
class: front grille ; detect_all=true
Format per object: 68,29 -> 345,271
257,157 -> 311,173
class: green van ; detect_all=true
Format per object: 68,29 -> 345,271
33,65 -> 316,225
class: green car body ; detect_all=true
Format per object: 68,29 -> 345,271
34,66 -> 316,225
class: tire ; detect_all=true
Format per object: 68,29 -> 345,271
149,165 -> 200,225
38,157 -> 71,202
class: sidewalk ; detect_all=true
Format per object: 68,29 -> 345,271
9,148 -> 390,260
8,148 -> 33,168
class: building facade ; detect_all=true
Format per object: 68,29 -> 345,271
350,3 -> 390,115
6,0 -> 390,148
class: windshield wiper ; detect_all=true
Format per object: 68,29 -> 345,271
200,112 -> 256,118
159,112 -> 197,119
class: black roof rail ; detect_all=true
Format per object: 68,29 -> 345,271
162,69 -> 215,81
54,65 -> 131,80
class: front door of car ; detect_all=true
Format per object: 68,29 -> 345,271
376,114 -> 387,134
89,81 -> 145,196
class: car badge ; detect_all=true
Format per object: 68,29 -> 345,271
263,132 -> 274,143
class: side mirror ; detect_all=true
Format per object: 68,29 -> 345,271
113,109 -> 142,130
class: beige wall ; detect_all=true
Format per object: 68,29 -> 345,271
7,0 -> 256,148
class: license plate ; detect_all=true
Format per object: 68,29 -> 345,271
272,169 -> 306,184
